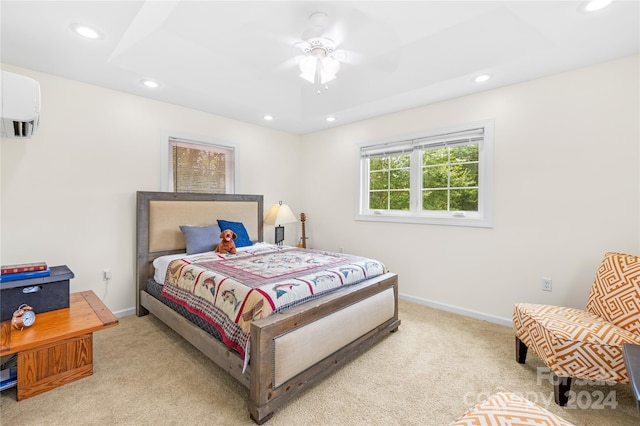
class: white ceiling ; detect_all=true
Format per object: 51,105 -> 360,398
1,1 -> 638,134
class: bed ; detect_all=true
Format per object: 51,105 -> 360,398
136,191 -> 400,424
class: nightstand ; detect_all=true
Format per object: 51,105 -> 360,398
0,291 -> 118,400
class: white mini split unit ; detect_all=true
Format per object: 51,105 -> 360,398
0,71 -> 41,138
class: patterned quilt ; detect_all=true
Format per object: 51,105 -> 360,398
160,244 -> 386,358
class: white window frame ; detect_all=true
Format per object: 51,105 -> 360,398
354,120 -> 494,228
160,130 -> 236,193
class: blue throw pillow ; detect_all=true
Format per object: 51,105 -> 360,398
217,219 -> 253,248
179,224 -> 221,255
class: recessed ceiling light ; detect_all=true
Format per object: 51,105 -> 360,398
263,115 -> 274,121
70,23 -> 101,39
474,74 -> 492,83
325,116 -> 336,122
582,0 -> 613,12
141,79 -> 160,88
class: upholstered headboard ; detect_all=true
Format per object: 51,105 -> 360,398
136,191 -> 263,315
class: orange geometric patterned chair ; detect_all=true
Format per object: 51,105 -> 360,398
513,252 -> 640,406
450,392 -> 574,426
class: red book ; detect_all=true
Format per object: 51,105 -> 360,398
1,262 -> 48,275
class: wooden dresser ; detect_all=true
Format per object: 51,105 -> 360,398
0,291 -> 118,400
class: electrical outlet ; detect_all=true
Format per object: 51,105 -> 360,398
103,268 -> 112,281
541,278 -> 552,292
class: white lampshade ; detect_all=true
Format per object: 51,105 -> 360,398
319,71 -> 336,85
298,50 -> 340,85
299,56 -> 317,74
299,71 -> 316,84
264,201 -> 297,226
321,56 -> 340,75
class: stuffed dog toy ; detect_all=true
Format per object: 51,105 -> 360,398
215,229 -> 237,254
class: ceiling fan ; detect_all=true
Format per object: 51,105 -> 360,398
292,12 -> 353,86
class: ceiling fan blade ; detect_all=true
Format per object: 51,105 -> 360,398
333,49 -> 348,61
321,19 -> 348,46
337,50 -> 364,65
274,55 -> 305,72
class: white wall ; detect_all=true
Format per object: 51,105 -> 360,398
2,56 -> 638,323
1,65 -> 301,315
300,55 -> 640,324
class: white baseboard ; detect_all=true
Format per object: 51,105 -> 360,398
398,292 -> 512,328
113,307 -> 136,318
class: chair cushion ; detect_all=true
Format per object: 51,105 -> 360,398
450,391 -> 574,426
587,252 -> 640,335
513,303 -> 640,382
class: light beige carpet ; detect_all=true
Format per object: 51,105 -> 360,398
1,300 -> 637,425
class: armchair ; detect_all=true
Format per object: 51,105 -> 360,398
513,252 -> 640,406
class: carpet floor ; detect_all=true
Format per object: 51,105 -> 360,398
1,299 -> 637,425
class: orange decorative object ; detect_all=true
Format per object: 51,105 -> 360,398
452,392 -> 574,426
513,252 -> 640,405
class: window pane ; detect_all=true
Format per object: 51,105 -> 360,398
450,144 -> 478,163
367,153 -> 410,211
369,191 -> 388,209
390,191 -> 410,210
171,140 -> 233,194
174,147 -> 225,193
390,154 -> 411,168
423,147 -> 448,166
370,170 -> 389,190
450,163 -> 478,188
423,165 -> 448,188
370,157 -> 388,171
422,189 -> 448,210
390,169 -> 410,189
450,188 -> 478,211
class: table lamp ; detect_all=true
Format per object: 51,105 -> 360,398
264,201 -> 297,245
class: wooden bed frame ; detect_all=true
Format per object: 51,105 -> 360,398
136,191 -> 400,424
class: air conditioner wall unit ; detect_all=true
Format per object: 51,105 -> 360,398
1,71 -> 41,139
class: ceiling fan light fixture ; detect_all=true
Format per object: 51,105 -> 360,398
296,37 -> 341,86
319,63 -> 338,84
300,37 -> 336,55
299,56 -> 317,74
319,72 -> 336,85
299,72 -> 316,84
299,56 -> 318,84
321,56 -> 340,75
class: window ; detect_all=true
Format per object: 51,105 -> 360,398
356,121 -> 493,227
163,136 -> 235,194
